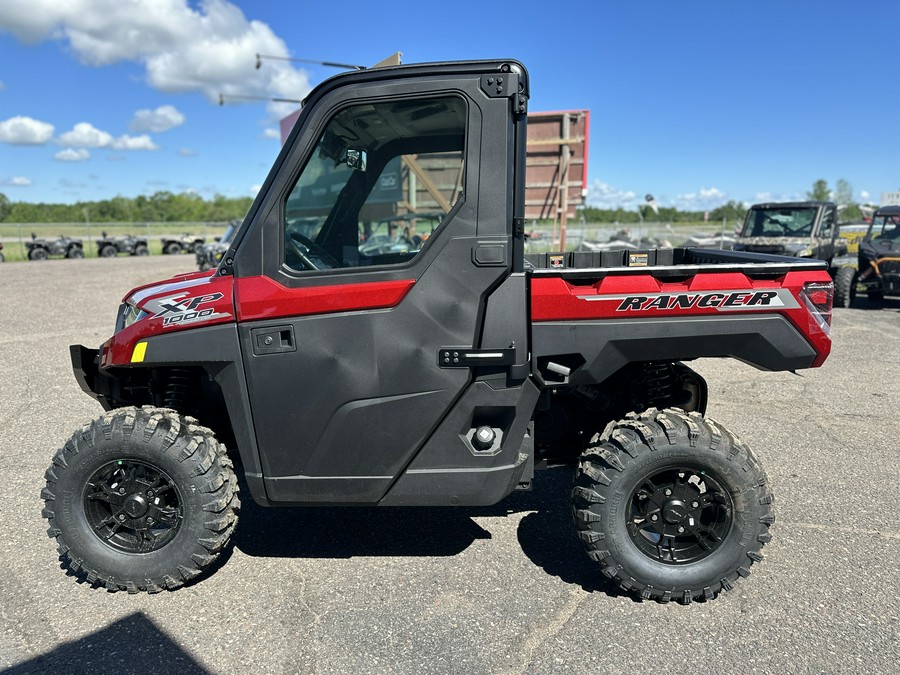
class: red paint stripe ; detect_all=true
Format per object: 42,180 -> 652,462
235,275 -> 415,322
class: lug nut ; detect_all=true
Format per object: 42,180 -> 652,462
146,517 -> 154,524
119,487 -> 126,494
677,526 -> 685,533
692,501 -> 699,508
650,514 -> 658,522
118,514 -> 126,521
665,489 -> 672,496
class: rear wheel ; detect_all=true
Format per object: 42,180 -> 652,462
29,247 -> 49,261
833,266 -> 857,308
100,245 -> 117,257
573,408 -> 773,603
41,407 -> 239,592
134,244 -> 149,256
67,247 -> 85,259
164,242 -> 181,255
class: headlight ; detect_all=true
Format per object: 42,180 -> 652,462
784,243 -> 813,257
121,302 -> 148,329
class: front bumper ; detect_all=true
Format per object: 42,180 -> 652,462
70,344 -> 113,410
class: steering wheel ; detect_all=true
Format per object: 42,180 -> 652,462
286,231 -> 340,270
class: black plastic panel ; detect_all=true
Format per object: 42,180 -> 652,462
531,315 -> 818,386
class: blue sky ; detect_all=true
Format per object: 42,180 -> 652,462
0,0 -> 897,211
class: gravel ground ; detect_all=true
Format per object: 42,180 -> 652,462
0,256 -> 898,674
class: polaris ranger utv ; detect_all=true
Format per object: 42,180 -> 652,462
44,60 -> 834,602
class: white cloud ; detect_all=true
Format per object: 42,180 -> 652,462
0,115 -> 54,144
262,127 -> 280,140
55,147 -> 90,161
57,123 -> 158,150
0,0 -> 311,118
586,180 -> 638,209
111,134 -> 159,150
1,176 -> 32,186
673,187 -> 728,211
250,184 -> 262,195
860,190 -> 870,201
58,122 -> 113,147
130,104 -> 185,132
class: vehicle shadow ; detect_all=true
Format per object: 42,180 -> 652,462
2,612 -> 210,675
231,465 -> 620,597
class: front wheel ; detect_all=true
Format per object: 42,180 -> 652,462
134,244 -> 149,256
42,407 -> 239,592
573,408 -> 773,603
29,247 -> 49,261
833,266 -> 856,308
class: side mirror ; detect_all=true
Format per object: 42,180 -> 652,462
345,148 -> 367,172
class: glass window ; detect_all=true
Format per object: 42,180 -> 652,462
283,96 -> 466,272
742,207 -> 818,238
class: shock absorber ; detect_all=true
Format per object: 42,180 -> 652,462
639,362 -> 677,410
163,368 -> 192,411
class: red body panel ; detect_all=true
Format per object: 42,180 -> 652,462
530,269 -> 833,366
102,273 -> 236,367
233,275 -> 416,322
102,273 -> 416,367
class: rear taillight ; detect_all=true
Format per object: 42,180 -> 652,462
800,281 -> 834,335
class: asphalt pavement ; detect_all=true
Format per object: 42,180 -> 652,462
0,256 -> 898,674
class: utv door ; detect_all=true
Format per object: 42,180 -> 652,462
232,64 -> 528,504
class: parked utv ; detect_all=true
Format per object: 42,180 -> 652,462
734,201 -> 853,306
857,205 -> 900,302
45,59 -> 835,603
97,231 -> 149,257
26,233 -> 85,260
196,222 -> 237,271
161,233 -> 205,256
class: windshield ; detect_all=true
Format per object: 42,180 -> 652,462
869,213 -> 900,241
742,207 -> 818,238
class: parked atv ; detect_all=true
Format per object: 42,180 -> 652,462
26,233 -> 85,261
161,233 -> 205,256
196,222 -> 237,271
858,205 -> 900,302
97,232 -> 149,258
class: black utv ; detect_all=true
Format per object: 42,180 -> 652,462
858,205 -> 900,302
97,232 -> 150,258
161,233 -> 205,255
195,222 -> 237,271
26,233 -> 85,260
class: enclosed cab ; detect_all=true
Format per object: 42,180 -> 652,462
734,201 -> 846,265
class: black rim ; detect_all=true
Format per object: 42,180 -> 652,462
83,459 -> 183,553
627,466 -> 733,564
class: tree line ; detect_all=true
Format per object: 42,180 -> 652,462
0,191 -> 253,223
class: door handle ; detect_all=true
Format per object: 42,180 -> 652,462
251,326 -> 296,355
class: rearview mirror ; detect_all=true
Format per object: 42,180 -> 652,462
345,148 -> 367,172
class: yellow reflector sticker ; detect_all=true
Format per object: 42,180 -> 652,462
131,342 -> 148,363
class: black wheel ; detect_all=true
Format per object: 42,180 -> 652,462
42,407 -> 239,592
100,245 -> 116,258
134,244 -> 149,256
164,242 -> 181,255
867,288 -> 884,302
67,247 -> 85,259
29,247 -> 49,261
0,252 -> 5,262
573,408 -> 773,603
833,266 -> 856,308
